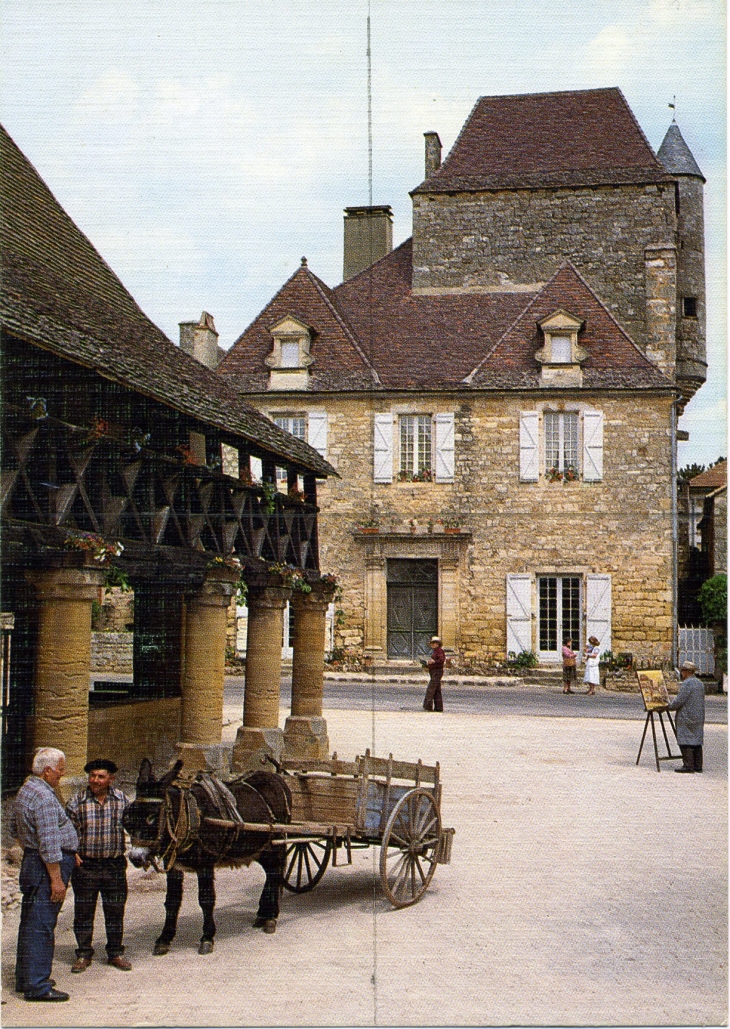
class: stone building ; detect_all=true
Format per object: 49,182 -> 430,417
1,126 -> 337,792
216,88 -> 706,670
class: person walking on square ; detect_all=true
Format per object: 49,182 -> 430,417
584,636 -> 601,695
423,636 -> 446,712
11,747 -> 78,1002
562,638 -> 577,693
668,661 -> 706,773
66,759 -> 132,972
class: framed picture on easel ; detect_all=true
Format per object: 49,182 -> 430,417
637,670 -> 670,711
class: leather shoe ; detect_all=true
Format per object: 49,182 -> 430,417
107,955 -> 132,971
72,956 -> 92,973
25,988 -> 70,1002
675,767 -> 695,773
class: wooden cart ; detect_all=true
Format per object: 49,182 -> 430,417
208,749 -> 454,908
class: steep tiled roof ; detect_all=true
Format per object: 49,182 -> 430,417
0,125 -> 333,476
689,460 -> 727,489
222,243 -> 671,393
657,122 -> 705,181
412,88 -> 670,193
218,262 -> 379,392
467,263 -> 671,389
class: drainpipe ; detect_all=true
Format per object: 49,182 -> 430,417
671,399 -> 679,666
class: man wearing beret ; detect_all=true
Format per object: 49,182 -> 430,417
65,759 -> 132,972
668,661 -> 706,773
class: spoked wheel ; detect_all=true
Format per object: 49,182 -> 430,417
282,838 -> 333,893
380,788 -> 441,908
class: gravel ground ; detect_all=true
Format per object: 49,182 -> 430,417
1,701 -> 727,1028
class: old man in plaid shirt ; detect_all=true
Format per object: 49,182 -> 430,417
65,758 -> 132,973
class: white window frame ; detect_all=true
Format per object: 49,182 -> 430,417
544,411 -> 579,476
399,415 -> 432,479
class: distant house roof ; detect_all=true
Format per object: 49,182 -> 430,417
220,240 -> 672,393
412,88 -> 670,194
0,125 -> 333,477
690,460 -> 727,490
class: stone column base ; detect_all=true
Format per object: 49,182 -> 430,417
230,726 -> 285,774
283,716 -> 330,761
175,742 -> 233,776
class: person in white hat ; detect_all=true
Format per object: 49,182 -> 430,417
423,637 -> 446,712
668,661 -> 706,772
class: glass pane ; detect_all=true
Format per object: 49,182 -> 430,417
563,413 -> 578,472
400,416 -> 415,474
539,577 -> 557,651
544,413 -> 559,473
561,577 -> 581,649
551,336 -> 572,362
416,415 -> 432,473
281,342 -> 299,367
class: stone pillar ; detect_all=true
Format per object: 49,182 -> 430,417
284,585 -> 335,760
364,554 -> 387,657
644,244 -> 677,380
26,565 -> 105,798
177,569 -> 238,773
438,555 -> 460,653
231,584 -> 290,772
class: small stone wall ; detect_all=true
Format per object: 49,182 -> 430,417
91,631 -> 133,672
87,696 -> 181,781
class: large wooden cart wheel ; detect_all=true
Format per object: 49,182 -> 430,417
380,788 -> 441,908
282,838 -> 332,893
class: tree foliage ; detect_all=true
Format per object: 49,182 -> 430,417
699,574 -> 728,627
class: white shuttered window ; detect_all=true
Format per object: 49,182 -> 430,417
519,411 -> 539,481
585,574 -> 611,653
506,574 -> 533,654
373,413 -> 394,483
582,410 -> 604,482
434,413 -> 455,483
307,410 -> 328,458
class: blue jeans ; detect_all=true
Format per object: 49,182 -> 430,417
15,849 -> 76,997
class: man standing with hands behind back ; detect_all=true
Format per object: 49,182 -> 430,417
66,758 -> 132,973
11,746 -> 78,1002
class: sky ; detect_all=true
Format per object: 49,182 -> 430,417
1,0 -> 726,466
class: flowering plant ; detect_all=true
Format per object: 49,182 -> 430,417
63,532 -> 124,564
563,466 -> 579,482
268,563 -> 312,593
439,514 -> 464,529
209,555 -> 242,572
546,467 -> 563,482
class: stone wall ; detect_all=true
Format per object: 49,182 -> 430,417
88,697 -> 181,781
411,183 -> 677,358
257,390 -> 675,667
91,631 -> 133,672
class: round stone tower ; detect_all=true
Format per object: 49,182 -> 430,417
657,121 -> 707,404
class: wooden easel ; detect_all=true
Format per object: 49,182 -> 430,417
636,708 -> 681,772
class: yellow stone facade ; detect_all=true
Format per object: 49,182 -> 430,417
256,391 -> 675,668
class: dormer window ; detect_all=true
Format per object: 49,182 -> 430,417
535,309 -> 587,387
266,315 -> 314,390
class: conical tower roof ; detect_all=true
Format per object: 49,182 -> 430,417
657,122 -> 705,181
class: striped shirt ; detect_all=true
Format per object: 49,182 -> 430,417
66,786 -> 129,859
10,776 -> 79,864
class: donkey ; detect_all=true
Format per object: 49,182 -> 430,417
123,759 -> 291,954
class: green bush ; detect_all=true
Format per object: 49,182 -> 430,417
507,649 -> 539,668
699,574 -> 727,628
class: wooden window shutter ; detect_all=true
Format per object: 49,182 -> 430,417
373,413 -> 394,483
434,412 -> 455,483
307,410 -> 327,458
585,574 -> 611,653
583,410 -> 604,481
519,411 -> 539,481
506,574 -> 532,654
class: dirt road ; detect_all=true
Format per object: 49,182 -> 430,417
2,700 -> 727,1026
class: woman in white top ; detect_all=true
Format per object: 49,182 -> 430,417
583,636 -> 601,695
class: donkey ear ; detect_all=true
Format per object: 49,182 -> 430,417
138,758 -> 153,784
159,759 -> 184,789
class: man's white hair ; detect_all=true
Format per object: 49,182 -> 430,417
32,747 -> 65,775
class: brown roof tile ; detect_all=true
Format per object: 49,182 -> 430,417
0,125 -> 333,476
690,460 -> 727,489
467,262 -> 671,389
413,88 -> 669,194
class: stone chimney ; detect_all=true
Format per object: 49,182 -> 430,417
424,131 -> 442,178
343,206 -> 393,281
179,311 -> 220,369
